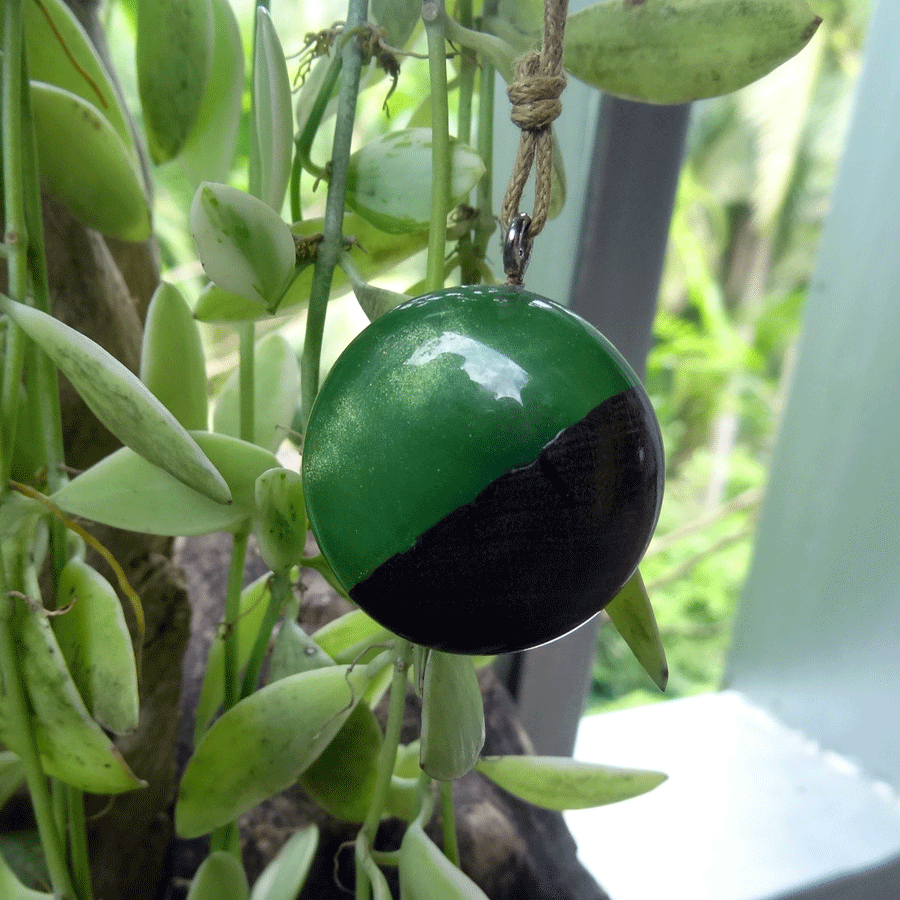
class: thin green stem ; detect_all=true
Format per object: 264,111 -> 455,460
238,322 -> 255,443
455,0 -> 479,284
443,12 -> 516,82
439,780 -> 460,866
300,0 -> 369,428
239,570 -> 289,698
222,525 -> 251,712
67,786 -> 92,900
290,50 -> 343,222
423,2 -> 451,294
473,59 -> 496,263
355,639 -> 414,900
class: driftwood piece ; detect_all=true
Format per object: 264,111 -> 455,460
169,534 -> 610,900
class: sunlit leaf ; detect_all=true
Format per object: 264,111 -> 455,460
399,822 -> 489,900
249,826 -> 319,900
186,851 -> 248,900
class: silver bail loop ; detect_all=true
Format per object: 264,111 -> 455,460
503,214 -> 533,286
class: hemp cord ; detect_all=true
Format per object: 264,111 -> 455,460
500,0 -> 569,250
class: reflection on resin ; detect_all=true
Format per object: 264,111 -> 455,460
405,331 -> 529,404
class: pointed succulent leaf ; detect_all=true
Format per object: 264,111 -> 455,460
299,702 -> 382,823
193,215 -> 428,323
213,332 -> 299,452
420,651 -> 485,781
137,0 -> 214,162
399,822 -> 490,900
30,83 -> 150,240
186,851 -> 249,900
312,609 -> 393,664
250,8 -> 293,212
0,753 -> 25,811
0,296 -> 229,503
5,599 -> 144,794
344,129 -> 485,234
0,847 -> 55,900
253,468 -> 306,573
140,282 -> 208,432
268,617 -> 334,684
475,754 -> 667,810
53,559 -> 139,734
180,0 -> 245,186
605,569 -> 668,691
249,825 -> 319,900
563,0 -> 822,104
175,664 -> 373,838
190,183 -> 296,308
51,432 -> 277,536
24,0 -> 135,155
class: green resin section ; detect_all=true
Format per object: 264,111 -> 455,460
302,284 -> 638,591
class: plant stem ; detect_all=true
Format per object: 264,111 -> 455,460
439,780 -> 460,865
222,525 -> 251,712
355,639 -> 414,900
456,0 -> 479,284
238,323 -> 255,443
474,58 -> 496,263
67,786 -> 92,900
300,0 -> 370,429
240,570 -> 289,698
423,1 -> 451,294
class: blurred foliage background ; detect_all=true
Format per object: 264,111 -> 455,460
104,0 -> 872,712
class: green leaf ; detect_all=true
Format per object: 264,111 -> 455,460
194,572 -> 274,744
344,129 -> 485,234
180,0 -> 245,186
563,0 -> 822,105
140,282 -> 209,432
371,0 -> 421,48
475,755 -> 666,810
312,609 -> 393,664
190,183 -> 296,309
24,0 -> 136,155
268,617 -> 334,684
51,432 -> 277,536
605,569 -> 668,691
52,559 -> 139,734
193,215 -> 428,323
137,0 -> 214,163
213,333 -> 299,452
299,702 -> 382,822
0,753 -> 25,811
249,825 -> 319,900
186,851 -> 248,900
175,664 -> 373,838
253,469 -> 306,573
250,8 -> 293,212
420,652 -> 484,781
29,83 -> 150,240
399,822 -> 489,900
0,848 -> 54,900
0,296 -> 229,503
2,599 -> 144,794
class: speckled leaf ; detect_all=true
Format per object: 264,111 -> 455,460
344,129 -> 485,234
475,755 -> 666,810
249,825 -> 319,900
0,297 -> 228,503
299,702 -> 382,822
24,0 -> 135,155
8,600 -> 144,794
268,617 -> 334,685
253,468 -> 306,573
193,215 -> 428,323
420,651 -> 484,782
52,559 -> 139,734
30,83 -> 150,240
175,665 -> 373,838
51,432 -> 277,536
190,183 -> 296,309
399,822 -> 490,900
563,0 -> 822,104
250,8 -> 293,212
194,573 -> 274,744
140,282 -> 208,431
213,333 -> 299,452
605,569 -> 668,691
137,0 -> 214,162
180,0 -> 244,186
186,851 -> 248,900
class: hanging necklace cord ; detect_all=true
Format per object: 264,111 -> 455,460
500,0 -> 569,285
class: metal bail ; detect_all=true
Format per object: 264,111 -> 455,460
503,213 -> 533,285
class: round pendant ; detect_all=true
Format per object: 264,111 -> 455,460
302,284 -> 663,654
